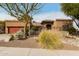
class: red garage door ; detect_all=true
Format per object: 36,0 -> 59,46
8,27 -> 23,34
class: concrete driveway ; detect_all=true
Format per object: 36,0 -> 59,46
0,47 -> 79,56
0,34 -> 12,42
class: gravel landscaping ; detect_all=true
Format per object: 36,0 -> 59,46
0,37 -> 41,48
0,36 -> 79,50
62,37 -> 79,47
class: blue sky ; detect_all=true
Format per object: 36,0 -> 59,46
0,3 -> 71,21
33,3 -> 71,22
40,3 -> 61,13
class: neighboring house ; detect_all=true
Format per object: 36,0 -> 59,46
5,20 -> 26,34
0,19 -> 73,35
41,19 -> 73,31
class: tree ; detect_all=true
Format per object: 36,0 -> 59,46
0,3 -> 43,37
61,3 -> 79,28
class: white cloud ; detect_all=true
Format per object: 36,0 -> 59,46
0,13 -> 17,21
33,12 -> 71,22
0,11 -> 72,22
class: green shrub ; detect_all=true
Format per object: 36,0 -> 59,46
38,30 -> 62,49
67,27 -> 76,34
13,29 -> 25,40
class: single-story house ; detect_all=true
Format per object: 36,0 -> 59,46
41,19 -> 73,31
0,19 -> 73,34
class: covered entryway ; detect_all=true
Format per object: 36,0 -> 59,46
41,20 -> 54,30
46,24 -> 52,29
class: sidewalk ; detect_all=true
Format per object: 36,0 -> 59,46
0,47 -> 79,56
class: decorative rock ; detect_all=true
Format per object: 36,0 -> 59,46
62,35 -> 79,47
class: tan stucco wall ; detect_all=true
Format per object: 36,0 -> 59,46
53,19 -> 72,30
41,19 -> 73,31
5,21 -> 26,27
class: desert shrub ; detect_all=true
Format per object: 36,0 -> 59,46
10,35 -> 15,41
67,27 -> 76,34
38,30 -> 62,49
13,29 -> 25,40
31,26 -> 41,35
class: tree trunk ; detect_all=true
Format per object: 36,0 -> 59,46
72,17 -> 79,28
25,21 -> 31,38
73,20 -> 79,28
72,18 -> 79,35
25,23 -> 28,38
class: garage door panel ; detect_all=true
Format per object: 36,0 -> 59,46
8,27 -> 23,34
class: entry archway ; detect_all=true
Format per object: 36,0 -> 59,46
46,24 -> 52,30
